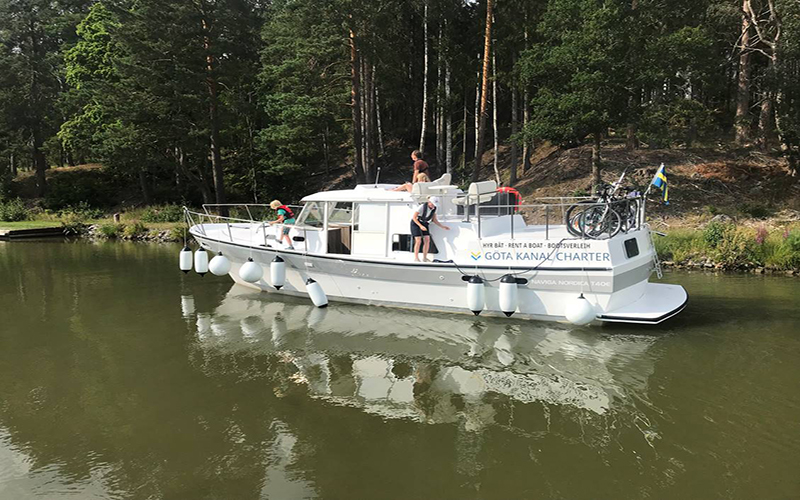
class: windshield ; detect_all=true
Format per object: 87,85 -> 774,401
295,202 -> 324,228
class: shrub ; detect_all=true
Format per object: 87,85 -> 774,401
640,99 -> 717,147
703,221 -> 730,248
738,202 -> 772,219
654,229 -> 705,263
0,198 -> 29,222
715,226 -> 757,266
169,226 -> 186,242
61,212 -> 87,236
0,169 -> 12,202
59,202 -> 104,220
784,229 -> 800,252
755,226 -> 768,245
122,221 -> 148,239
140,204 -> 185,223
44,169 -> 121,210
98,223 -> 124,239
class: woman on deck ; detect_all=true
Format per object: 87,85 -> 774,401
391,172 -> 430,192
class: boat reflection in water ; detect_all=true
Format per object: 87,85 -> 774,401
184,285 -> 659,432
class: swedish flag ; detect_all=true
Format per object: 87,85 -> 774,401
652,163 -> 669,204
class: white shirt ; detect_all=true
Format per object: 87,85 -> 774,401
414,203 -> 436,221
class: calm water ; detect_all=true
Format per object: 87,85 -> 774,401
0,240 -> 799,500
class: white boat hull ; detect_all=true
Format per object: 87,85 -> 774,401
192,230 -> 687,325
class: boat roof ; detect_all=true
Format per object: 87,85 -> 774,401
301,185 -> 415,203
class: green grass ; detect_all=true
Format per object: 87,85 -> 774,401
656,223 -> 800,270
0,220 -> 63,230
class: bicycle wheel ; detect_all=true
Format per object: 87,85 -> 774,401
578,206 -> 622,239
624,199 -> 639,232
564,200 -> 597,237
612,199 -> 639,233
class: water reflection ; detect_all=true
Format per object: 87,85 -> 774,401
186,285 -> 659,430
4,242 -> 799,499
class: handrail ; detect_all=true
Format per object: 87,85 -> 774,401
186,195 -> 646,243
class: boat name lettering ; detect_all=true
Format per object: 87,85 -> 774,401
482,251 -> 611,262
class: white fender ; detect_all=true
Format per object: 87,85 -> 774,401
270,256 -> 286,289
305,278 -> 328,308
466,275 -> 485,316
194,249 -> 209,276
179,246 -> 193,273
499,275 -> 519,317
208,252 -> 231,276
565,294 -> 596,325
239,258 -> 263,283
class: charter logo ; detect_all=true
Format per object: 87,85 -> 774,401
470,251 -> 482,261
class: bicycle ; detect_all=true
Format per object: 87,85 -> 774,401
564,172 -> 641,239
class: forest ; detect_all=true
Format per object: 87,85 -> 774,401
1,0 -> 800,211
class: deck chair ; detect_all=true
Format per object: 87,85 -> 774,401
452,180 -> 497,206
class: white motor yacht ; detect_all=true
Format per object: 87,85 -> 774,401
184,174 -> 687,325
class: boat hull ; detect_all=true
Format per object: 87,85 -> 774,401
193,231 -> 686,325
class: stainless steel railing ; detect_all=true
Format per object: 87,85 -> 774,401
186,195 -> 646,243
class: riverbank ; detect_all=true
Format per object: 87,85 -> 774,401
654,217 -> 800,274
0,202 -> 186,242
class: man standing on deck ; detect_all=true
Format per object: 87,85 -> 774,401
411,196 -> 449,262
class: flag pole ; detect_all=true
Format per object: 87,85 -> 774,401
641,162 -> 664,228
643,162 -> 663,198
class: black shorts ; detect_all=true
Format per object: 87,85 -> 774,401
410,221 -> 429,238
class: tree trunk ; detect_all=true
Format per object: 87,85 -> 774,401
510,73 -> 518,186
591,131 -> 602,194
521,25 -> 532,174
203,18 -> 225,213
759,95 -> 776,150
363,57 -> 376,182
491,46 -> 499,185
735,8 -> 752,146
349,27 -> 366,183
32,129 -> 47,198
323,125 -> 330,175
474,60 -> 480,161
436,26 -> 445,171
462,93 -> 468,172
626,91 -> 640,150
138,168 -> 152,205
174,147 -> 212,204
418,1 -> 429,155
375,68 -> 385,157
28,17 -> 46,197
10,153 -> 16,177
359,57 -> 367,181
445,60 -> 452,175
471,0 -> 493,183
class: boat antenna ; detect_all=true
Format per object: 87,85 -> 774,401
375,166 -> 382,185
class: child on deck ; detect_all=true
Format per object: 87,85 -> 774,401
269,200 -> 296,249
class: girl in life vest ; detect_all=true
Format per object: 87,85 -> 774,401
269,200 -> 297,249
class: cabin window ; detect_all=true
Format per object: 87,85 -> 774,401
624,238 -> 639,258
296,202 -> 324,228
327,202 -> 354,225
327,202 -> 354,255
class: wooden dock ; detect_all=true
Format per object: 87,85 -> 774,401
0,227 -> 65,240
